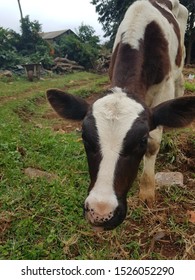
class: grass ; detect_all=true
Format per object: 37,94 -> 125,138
0,71 -> 195,260
185,81 -> 195,92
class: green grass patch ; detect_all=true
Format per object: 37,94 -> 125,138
185,81 -> 195,92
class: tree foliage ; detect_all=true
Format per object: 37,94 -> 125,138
180,0 -> 195,32
0,19 -> 100,70
0,28 -> 22,68
0,16 -> 52,69
76,23 -> 100,47
19,16 -> 43,54
19,16 -> 52,67
55,24 -> 100,69
180,0 -> 195,63
91,0 -> 134,42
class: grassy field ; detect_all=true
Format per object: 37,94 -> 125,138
0,71 -> 195,260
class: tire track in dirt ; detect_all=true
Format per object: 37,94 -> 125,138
0,78 -> 102,105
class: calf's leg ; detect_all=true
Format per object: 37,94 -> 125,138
139,126 -> 163,207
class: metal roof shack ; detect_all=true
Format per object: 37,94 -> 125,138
39,29 -> 76,43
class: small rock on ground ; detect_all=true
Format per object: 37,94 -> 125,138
155,172 -> 183,187
24,167 -> 58,181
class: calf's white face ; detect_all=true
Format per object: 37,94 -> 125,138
82,88 -> 149,230
47,88 -> 195,230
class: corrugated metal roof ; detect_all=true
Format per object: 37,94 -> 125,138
39,29 -> 69,40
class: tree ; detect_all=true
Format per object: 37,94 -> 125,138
56,35 -> 97,69
76,23 -> 100,47
0,27 -> 23,68
91,0 -> 134,43
0,18 -> 52,69
18,16 -> 52,66
18,15 -> 43,55
91,0 -> 195,63
55,24 -> 100,69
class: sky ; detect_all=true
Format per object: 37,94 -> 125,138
0,0 -> 105,40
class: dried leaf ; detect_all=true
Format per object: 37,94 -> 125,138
187,210 -> 195,223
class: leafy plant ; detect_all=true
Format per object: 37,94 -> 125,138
0,16 -> 52,70
56,33 -> 99,69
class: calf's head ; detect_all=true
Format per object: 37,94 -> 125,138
47,87 -> 195,230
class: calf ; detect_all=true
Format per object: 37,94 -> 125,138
47,0 -> 195,230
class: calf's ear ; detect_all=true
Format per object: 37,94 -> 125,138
150,96 -> 195,130
46,89 -> 89,120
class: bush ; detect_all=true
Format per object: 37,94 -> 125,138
55,34 -> 99,70
0,21 -> 102,71
0,18 -> 53,70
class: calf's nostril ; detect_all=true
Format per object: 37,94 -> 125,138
84,198 -> 118,224
86,208 -> 115,224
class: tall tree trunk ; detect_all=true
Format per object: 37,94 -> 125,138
17,0 -> 25,35
17,0 -> 23,22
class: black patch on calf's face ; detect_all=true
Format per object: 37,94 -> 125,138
82,114 -> 102,190
114,114 -> 149,198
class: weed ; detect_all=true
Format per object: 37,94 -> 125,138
125,241 -> 141,259
160,131 -> 179,164
130,207 -> 144,222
